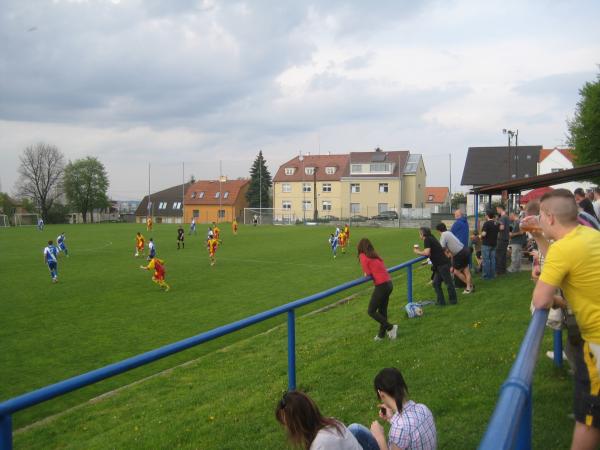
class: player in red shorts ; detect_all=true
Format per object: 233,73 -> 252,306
207,236 -> 219,266
140,257 -> 170,291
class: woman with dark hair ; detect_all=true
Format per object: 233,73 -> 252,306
357,238 -> 398,341
348,368 -> 437,450
275,390 -> 362,450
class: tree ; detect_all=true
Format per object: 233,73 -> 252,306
451,192 -> 467,210
15,143 -> 65,222
63,157 -> 110,223
568,71 -> 600,182
246,151 -> 272,208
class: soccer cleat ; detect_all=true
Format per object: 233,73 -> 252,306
374,335 -> 384,341
462,289 -> 472,294
387,324 -> 398,340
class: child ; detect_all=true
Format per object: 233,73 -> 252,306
207,236 -> 218,266
328,233 -> 338,259
470,232 -> 482,273
140,257 -> 170,291
177,226 -> 185,250
56,233 -> 69,257
135,232 -> 145,257
44,240 -> 59,283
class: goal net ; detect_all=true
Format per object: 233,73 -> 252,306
0,214 -> 9,227
243,208 -> 296,225
14,213 -> 40,226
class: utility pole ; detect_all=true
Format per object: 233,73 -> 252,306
259,154 -> 262,224
300,153 -> 305,223
182,162 -> 185,224
449,154 -> 452,212
148,163 -> 151,220
313,167 -> 318,221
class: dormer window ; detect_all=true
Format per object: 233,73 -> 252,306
325,166 -> 336,175
199,192 -> 205,198
191,192 -> 196,199
285,168 -> 296,175
305,167 -> 315,175
428,195 -> 434,201
215,191 -> 221,198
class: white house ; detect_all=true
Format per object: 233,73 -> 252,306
537,148 -> 593,192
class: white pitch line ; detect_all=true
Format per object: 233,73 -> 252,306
75,241 -> 113,253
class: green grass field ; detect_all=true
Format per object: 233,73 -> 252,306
1,223 -> 574,449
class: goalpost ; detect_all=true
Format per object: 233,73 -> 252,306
13,213 -> 40,226
0,214 -> 9,227
243,208 -> 296,225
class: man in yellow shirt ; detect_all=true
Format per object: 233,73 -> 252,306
530,189 -> 600,449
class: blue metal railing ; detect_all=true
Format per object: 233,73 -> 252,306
478,308 -> 551,450
0,256 -> 426,449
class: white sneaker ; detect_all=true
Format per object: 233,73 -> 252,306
462,289 -> 472,294
387,324 -> 398,340
374,335 -> 384,341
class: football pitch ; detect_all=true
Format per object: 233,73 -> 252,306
1,222 -> 420,427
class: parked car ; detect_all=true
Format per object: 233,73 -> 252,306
371,211 -> 399,220
350,215 -> 369,222
320,215 -> 340,222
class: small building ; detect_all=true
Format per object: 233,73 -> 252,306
135,183 -> 191,224
537,147 -> 593,192
425,187 -> 450,212
183,178 -> 250,224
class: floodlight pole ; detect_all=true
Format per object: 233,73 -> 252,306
219,160 -> 222,223
259,153 -> 262,223
300,152 -> 305,223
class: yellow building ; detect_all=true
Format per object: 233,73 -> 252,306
273,149 -> 426,221
183,179 -> 249,224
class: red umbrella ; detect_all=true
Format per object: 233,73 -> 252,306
520,187 -> 554,204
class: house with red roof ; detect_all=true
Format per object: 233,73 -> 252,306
537,147 -> 593,192
183,178 -> 249,224
425,187 -> 450,211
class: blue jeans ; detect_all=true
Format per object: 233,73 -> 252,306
348,423 -> 379,450
481,244 -> 496,279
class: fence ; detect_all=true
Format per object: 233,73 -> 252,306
478,309 -> 555,449
0,256 -> 426,449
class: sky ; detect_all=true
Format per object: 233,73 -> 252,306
1,0 -> 599,200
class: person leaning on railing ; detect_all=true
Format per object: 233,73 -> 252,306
527,189 -> 600,450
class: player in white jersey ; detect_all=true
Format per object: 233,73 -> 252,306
44,240 -> 59,283
56,233 -> 69,257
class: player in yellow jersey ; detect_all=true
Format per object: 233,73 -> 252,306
344,223 -> 350,244
207,237 -> 219,266
135,232 -> 145,257
232,218 -> 238,235
212,222 -> 221,241
338,230 -> 347,254
140,257 -> 170,291
146,216 -> 153,232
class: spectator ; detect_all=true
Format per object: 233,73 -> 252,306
414,227 -> 457,305
471,231 -> 483,273
507,211 -> 526,273
276,391 -> 362,450
480,210 -> 500,280
348,368 -> 437,450
495,205 -> 510,275
357,238 -> 398,341
574,187 -> 598,220
523,201 -> 542,281
450,209 -> 469,249
436,222 -> 473,293
529,189 -> 600,450
593,187 -> 600,219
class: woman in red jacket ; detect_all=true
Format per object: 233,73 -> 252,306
357,238 -> 398,341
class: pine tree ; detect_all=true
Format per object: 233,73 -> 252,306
246,151 -> 272,208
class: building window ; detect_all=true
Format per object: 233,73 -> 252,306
322,201 -> 332,211
305,167 -> 315,175
428,194 -> 434,201
223,192 -> 229,199
403,203 -> 412,208
418,184 -> 421,188
302,200 -> 312,211
193,209 -> 199,217
172,202 -> 182,209
282,183 -> 291,193
215,191 -> 220,198
199,192 -> 205,198
191,192 -> 196,199
350,203 -> 360,214
322,183 -> 332,192
370,163 -> 392,173
282,201 -> 292,210
218,209 -> 225,218
303,183 -> 312,193
351,183 -> 360,193
551,168 -> 563,173
285,167 -> 295,175
158,202 -> 167,209
351,164 -> 363,174
325,166 -> 336,175
379,183 -> 389,193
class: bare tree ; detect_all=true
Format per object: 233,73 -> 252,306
16,143 -> 65,221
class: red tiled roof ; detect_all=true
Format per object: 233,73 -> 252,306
425,187 -> 449,203
540,148 -> 574,163
273,154 -> 349,182
185,179 -> 249,205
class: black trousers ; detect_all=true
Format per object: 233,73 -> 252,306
496,240 -> 509,274
433,264 -> 457,305
368,281 -> 394,338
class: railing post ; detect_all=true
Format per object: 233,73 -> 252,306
407,264 -> 413,304
0,414 -> 12,450
287,310 -> 296,390
515,386 -> 532,450
553,329 -> 563,368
